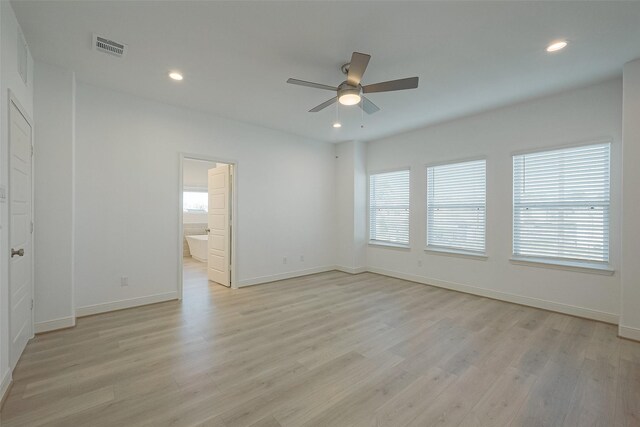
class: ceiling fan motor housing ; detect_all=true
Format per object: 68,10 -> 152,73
337,81 -> 361,97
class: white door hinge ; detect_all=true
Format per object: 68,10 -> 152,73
31,145 -> 34,157
31,299 -> 34,310
31,221 -> 34,234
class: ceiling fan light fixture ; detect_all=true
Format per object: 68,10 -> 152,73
333,122 -> 342,128
337,83 -> 361,106
339,92 -> 361,106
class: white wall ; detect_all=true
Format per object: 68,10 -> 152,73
621,59 -> 640,340
0,0 -> 34,400
335,141 -> 366,273
183,212 -> 207,225
353,141 -> 367,270
365,79 -> 622,322
33,61 -> 75,333
74,82 -> 336,312
336,141 -> 356,270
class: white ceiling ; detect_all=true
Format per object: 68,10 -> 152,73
12,1 -> 640,143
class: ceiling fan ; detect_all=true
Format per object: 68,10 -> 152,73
287,52 -> 419,114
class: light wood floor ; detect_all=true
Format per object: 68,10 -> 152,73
2,257 -> 639,426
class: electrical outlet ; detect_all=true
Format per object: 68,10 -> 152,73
300,255 -> 304,262
283,257 -> 287,264
121,276 -> 129,286
417,260 -> 423,267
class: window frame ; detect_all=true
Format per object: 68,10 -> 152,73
510,140 -> 613,273
424,157 -> 487,258
367,167 -> 411,249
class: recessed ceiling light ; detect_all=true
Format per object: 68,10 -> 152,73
169,71 -> 183,81
333,122 -> 342,128
546,41 -> 568,52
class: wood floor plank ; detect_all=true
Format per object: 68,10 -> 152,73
297,362 -> 414,427
372,366 -> 458,427
510,317 -> 596,426
1,386 -> 115,427
614,359 -> 640,427
0,258 -> 638,426
247,416 -> 282,427
270,352 -> 404,427
404,365 -> 499,426
563,357 -> 618,427
459,367 -> 537,427
219,351 -> 376,427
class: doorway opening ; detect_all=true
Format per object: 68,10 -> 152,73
179,155 -> 236,300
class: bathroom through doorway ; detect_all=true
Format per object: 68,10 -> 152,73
179,155 -> 236,299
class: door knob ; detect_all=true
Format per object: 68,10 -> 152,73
11,248 -> 24,257
205,228 -> 210,233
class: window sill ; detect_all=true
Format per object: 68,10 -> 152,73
368,241 -> 411,250
509,257 -> 614,276
424,247 -> 487,260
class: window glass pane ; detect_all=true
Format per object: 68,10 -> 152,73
369,170 -> 410,246
183,191 -> 208,213
513,143 -> 610,263
427,160 -> 486,253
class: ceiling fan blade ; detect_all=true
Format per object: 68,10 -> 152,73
309,97 -> 337,112
360,96 -> 380,114
287,78 -> 337,91
346,52 -> 371,86
362,77 -> 419,93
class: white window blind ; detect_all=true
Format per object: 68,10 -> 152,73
426,160 -> 486,253
513,143 -> 610,264
369,170 -> 410,246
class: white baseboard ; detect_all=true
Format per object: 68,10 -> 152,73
367,266 -> 619,324
619,325 -> 640,341
1,369 -> 12,407
35,316 -> 76,334
335,265 -> 367,274
237,266 -> 337,288
71,266 -> 618,324
76,291 -> 178,317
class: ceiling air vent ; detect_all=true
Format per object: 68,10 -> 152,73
93,33 -> 127,58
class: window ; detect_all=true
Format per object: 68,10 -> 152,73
426,159 -> 486,254
513,143 -> 610,265
183,191 -> 208,213
369,169 -> 410,246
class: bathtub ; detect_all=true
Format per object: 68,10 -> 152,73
185,235 -> 208,263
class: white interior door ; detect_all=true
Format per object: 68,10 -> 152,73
9,99 -> 33,369
207,164 -> 231,287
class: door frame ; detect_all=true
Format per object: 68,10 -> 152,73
178,153 -> 238,298
7,90 -> 35,368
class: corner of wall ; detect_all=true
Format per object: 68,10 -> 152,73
335,141 -> 367,271
620,57 -> 640,341
32,61 -> 75,333
353,140 -> 367,268
70,70 -> 77,328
